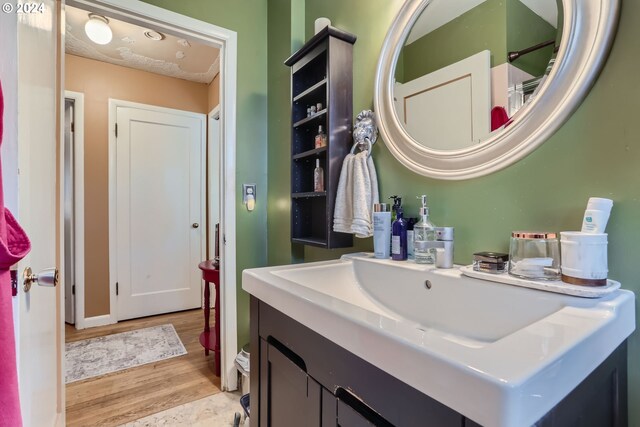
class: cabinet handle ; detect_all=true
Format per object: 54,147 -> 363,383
336,387 -> 394,427
267,336 -> 307,371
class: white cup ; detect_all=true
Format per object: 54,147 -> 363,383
315,17 -> 331,34
560,231 -> 608,283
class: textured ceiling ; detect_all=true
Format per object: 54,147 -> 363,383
65,5 -> 219,84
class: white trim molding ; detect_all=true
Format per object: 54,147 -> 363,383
67,0 -> 238,391
63,90 -> 98,331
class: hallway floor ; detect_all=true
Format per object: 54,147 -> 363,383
65,309 -> 224,426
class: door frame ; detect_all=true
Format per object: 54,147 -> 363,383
108,99 -> 206,321
65,0 -> 238,390
64,91 -> 85,328
207,105 -> 221,309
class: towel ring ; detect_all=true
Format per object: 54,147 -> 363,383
351,110 -> 378,159
350,138 -> 372,157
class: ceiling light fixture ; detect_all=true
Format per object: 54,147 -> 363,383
85,13 -> 112,45
143,30 -> 165,41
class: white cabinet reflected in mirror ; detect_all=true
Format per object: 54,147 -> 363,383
375,0 -> 619,179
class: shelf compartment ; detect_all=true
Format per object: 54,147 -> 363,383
291,50 -> 327,97
291,197 -> 327,246
293,147 -> 327,160
293,79 -> 327,103
292,157 -> 326,194
293,109 -> 327,129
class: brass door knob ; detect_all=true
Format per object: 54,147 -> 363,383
23,267 -> 59,292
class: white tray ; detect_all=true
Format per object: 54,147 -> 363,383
459,265 -> 620,298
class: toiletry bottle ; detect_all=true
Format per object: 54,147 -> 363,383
407,217 -> 417,260
389,195 -> 402,222
389,196 -> 402,254
391,203 -> 408,261
315,125 -> 327,148
414,195 -> 436,264
581,197 -> 613,233
373,203 -> 391,259
313,159 -> 324,192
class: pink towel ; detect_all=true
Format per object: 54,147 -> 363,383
491,106 -> 510,131
0,81 -> 30,427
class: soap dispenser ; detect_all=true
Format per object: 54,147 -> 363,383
414,195 -> 436,264
391,197 -> 408,261
389,195 -> 402,222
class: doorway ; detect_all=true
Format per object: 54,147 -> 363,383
63,0 -> 238,391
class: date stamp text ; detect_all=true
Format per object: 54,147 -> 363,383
2,2 -> 46,13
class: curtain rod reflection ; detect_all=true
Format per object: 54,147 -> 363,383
508,39 -> 558,63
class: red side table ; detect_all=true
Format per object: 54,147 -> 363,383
198,260 -> 220,377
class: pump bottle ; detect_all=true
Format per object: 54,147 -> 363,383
391,200 -> 408,261
414,195 -> 436,264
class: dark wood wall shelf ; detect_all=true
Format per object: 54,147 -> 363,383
293,110 -> 327,129
285,26 -> 356,249
292,191 -> 326,199
293,147 -> 327,160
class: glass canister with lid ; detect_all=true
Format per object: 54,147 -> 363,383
508,231 -> 560,280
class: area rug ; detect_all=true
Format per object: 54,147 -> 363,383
65,324 -> 187,383
117,392 -> 244,427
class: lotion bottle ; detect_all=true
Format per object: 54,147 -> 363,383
391,203 -> 408,261
581,197 -> 613,233
373,203 -> 391,259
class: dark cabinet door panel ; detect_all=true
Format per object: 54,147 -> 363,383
261,339 -> 321,426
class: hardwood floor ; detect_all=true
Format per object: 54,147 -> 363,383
65,309 -> 221,427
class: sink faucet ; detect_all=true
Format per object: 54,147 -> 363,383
421,227 -> 454,268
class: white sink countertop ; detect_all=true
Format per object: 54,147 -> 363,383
242,253 -> 635,427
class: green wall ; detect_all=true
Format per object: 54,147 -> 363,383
268,0 -> 640,423
400,0 -> 556,83
142,0 -> 268,350
401,0 -> 506,83
506,0 -> 557,76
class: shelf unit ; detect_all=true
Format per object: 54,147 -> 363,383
285,26 -> 356,249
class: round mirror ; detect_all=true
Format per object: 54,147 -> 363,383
374,0 -> 619,180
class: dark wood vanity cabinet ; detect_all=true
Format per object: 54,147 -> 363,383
250,297 -> 628,427
284,26 -> 356,249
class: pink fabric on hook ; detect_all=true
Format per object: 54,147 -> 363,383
0,81 -> 30,427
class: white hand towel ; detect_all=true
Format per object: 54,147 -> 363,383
333,151 -> 379,238
333,154 -> 355,234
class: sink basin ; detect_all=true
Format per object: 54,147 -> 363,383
243,253 -> 635,427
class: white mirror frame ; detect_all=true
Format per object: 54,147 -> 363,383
374,0 -> 619,180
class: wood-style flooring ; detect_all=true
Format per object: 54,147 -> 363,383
65,309 -> 221,427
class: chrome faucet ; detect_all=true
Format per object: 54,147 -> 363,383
421,227 -> 454,268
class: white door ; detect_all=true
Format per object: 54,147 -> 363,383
395,50 -> 491,150
11,1 -> 61,425
115,104 -> 205,320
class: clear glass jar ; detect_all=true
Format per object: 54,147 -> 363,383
508,232 -> 560,280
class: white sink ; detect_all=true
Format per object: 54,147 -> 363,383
242,253 -> 635,427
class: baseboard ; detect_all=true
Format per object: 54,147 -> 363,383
78,314 -> 116,329
55,411 -> 65,427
